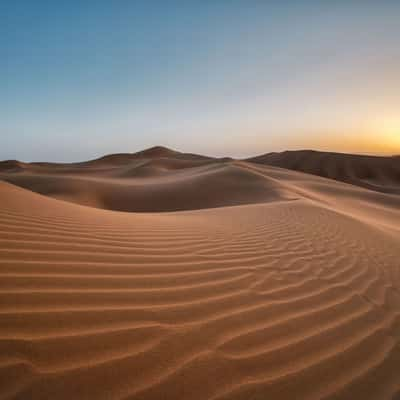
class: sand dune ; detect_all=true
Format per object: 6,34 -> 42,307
0,147 -> 399,399
1,147 -> 251,212
2,148 -> 399,214
247,150 -> 400,194
0,162 -> 289,212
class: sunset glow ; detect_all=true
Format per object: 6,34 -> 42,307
1,1 -> 400,160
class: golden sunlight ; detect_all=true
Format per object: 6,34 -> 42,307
369,115 -> 400,154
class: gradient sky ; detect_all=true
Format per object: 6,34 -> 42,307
1,1 -> 400,161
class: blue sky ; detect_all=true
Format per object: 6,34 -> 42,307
1,1 -> 400,161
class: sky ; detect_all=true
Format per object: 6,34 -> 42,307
1,1 -> 400,161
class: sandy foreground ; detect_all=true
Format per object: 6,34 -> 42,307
0,151 -> 400,399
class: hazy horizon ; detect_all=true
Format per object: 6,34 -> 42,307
2,1 -> 400,161
2,144 -> 399,165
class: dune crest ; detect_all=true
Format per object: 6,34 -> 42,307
247,149 -> 400,194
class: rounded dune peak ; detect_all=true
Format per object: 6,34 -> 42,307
80,147 -> 177,167
84,146 -> 210,167
0,160 -> 26,172
135,145 -> 178,158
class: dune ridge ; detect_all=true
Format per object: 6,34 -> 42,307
2,146 -> 399,212
0,147 -> 400,400
246,149 -> 400,194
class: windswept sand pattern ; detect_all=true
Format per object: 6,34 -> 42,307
0,173 -> 400,399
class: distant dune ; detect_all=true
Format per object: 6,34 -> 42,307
0,146 -> 286,212
1,146 -> 400,399
246,150 -> 400,194
1,148 -> 399,213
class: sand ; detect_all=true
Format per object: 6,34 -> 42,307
247,149 -> 400,195
1,147 -> 400,399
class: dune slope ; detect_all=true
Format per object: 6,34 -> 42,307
0,159 -> 399,399
247,150 -> 400,194
0,147 -> 247,212
0,162 -> 291,212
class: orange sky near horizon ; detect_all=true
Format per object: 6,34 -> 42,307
2,2 -> 400,162
294,130 -> 400,156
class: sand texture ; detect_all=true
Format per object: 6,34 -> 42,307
1,147 -> 400,399
247,150 -> 400,194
